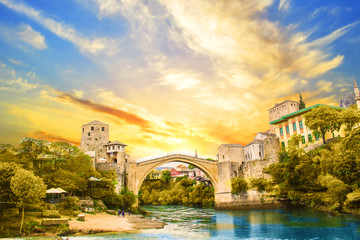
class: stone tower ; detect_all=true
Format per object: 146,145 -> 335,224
268,100 -> 299,134
80,120 -> 109,159
354,76 -> 360,109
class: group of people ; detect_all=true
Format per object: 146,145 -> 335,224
118,209 -> 125,218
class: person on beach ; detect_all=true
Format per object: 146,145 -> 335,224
122,210 -> 125,218
118,209 -> 121,217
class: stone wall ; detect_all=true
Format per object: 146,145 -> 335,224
217,161 -> 241,193
240,134 -> 280,179
215,190 -> 280,209
218,144 -> 244,163
96,163 -> 124,192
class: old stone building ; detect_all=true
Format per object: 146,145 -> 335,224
268,100 -> 299,134
80,120 -> 109,160
80,120 -> 129,192
217,132 -> 279,179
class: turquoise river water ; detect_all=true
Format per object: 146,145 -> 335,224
31,205 -> 360,239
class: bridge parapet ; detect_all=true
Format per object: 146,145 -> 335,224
136,152 -> 217,164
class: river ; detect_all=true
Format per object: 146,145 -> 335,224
70,205 -> 360,240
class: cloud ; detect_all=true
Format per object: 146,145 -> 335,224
54,92 -> 151,128
309,21 -> 360,48
0,0 -> 119,55
279,0 -> 290,11
28,130 -> 80,145
158,71 -> 201,90
8,58 -> 28,66
16,24 -> 47,49
0,23 -> 46,50
0,69 -> 39,92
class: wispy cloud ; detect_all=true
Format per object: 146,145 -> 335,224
16,23 -> 47,49
0,0 -> 120,55
8,59 -> 28,66
28,130 -> 80,145
279,0 -> 290,11
0,69 -> 39,92
0,23 -> 46,50
55,92 -> 151,128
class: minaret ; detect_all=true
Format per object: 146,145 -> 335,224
354,76 -> 360,109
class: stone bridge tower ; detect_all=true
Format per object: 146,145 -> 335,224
80,120 -> 109,160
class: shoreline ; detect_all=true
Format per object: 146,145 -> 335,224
67,212 -> 165,235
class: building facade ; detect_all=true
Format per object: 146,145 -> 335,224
269,104 -> 345,148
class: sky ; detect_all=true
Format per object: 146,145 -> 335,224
0,0 -> 360,160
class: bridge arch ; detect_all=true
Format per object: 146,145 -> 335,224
127,154 -> 219,196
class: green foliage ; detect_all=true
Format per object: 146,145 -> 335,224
231,177 -> 248,194
188,164 -> 196,169
139,178 -> 214,207
10,168 -> 46,207
249,178 -> 269,191
161,170 -> 171,183
17,138 -> 50,171
319,174 -> 350,204
103,187 -> 136,211
299,93 -> 306,110
267,128 -> 360,213
304,106 -> 342,144
53,169 -> 87,196
340,107 -> 360,131
0,162 -> 20,204
10,168 -> 46,234
344,189 -> 360,209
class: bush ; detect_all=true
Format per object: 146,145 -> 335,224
249,178 -> 268,192
231,177 -> 248,194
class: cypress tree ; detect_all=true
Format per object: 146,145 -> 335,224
299,93 -> 306,109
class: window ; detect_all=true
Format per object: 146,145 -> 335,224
332,133 -> 335,138
280,127 -> 283,136
286,125 -> 290,134
299,120 -> 303,130
112,146 -> 115,150
281,142 -> 285,148
88,132 -> 90,136
301,136 -> 305,144
308,134 -> 312,142
108,147 -> 110,151
259,152 -> 262,157
118,146 -> 121,150
293,122 -> 297,131
91,126 -> 94,131
315,133 -> 319,141
102,127 -> 105,131
222,155 -> 225,159
82,128 -> 84,132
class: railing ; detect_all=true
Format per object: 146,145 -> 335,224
136,151 -> 217,163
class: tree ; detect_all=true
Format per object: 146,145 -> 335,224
299,93 -> 306,110
17,138 -> 49,171
339,107 -> 360,131
0,162 -> 20,204
161,170 -> 171,183
10,168 -> 46,234
188,164 -> 196,169
53,169 -> 87,196
304,106 -> 342,144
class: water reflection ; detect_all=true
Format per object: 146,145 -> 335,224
28,205 -> 360,239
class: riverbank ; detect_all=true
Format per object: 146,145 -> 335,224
68,212 -> 165,235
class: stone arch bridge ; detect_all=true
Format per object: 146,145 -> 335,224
126,153 -> 236,208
